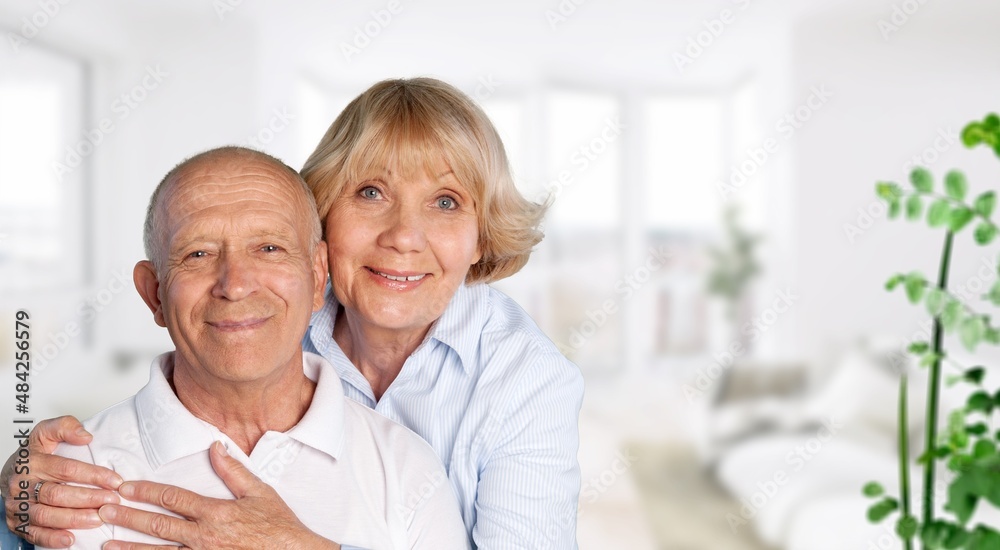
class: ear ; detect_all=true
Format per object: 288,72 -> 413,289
134,260 -> 166,328
471,238 -> 483,266
311,241 -> 329,312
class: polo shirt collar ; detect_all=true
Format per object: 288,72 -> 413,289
135,353 -> 218,471
284,352 -> 345,462
135,352 -> 345,470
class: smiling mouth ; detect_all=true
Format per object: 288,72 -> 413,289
208,318 -> 267,331
366,267 -> 427,282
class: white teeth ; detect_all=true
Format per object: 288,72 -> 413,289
374,270 -> 425,282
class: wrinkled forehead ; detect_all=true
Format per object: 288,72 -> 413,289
161,157 -> 312,231
170,155 -> 304,203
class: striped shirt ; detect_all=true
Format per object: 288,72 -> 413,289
304,282 -> 584,549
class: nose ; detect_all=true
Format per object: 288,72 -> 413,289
211,250 -> 257,301
376,203 -> 428,254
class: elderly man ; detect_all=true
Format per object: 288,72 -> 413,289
30,146 -> 467,549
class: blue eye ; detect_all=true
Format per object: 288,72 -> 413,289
262,245 -> 280,253
189,251 -> 207,259
360,186 -> 380,199
437,197 -> 456,210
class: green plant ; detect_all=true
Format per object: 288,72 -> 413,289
864,113 -> 1000,549
706,204 -> 762,321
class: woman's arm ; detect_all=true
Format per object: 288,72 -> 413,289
2,416 -> 122,548
472,352 -> 585,549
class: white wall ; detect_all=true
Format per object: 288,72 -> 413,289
792,1 -> 1000,371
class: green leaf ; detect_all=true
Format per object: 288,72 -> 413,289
963,123 -> 987,147
950,206 -> 976,232
888,198 -> 901,219
876,181 -> 903,200
986,281 -> 1000,306
968,391 -> 993,414
973,439 -> 996,459
974,223 -> 998,245
974,191 -> 996,217
949,453 -> 973,471
862,481 -> 885,498
904,272 -> 925,304
960,316 -> 986,351
946,473 -> 979,524
945,170 -> 968,201
908,341 -> 930,354
925,288 -> 946,316
886,274 -> 905,291
986,113 -> 1000,129
920,352 -> 942,367
909,167 -> 933,192
942,299 -> 963,333
950,408 -> 967,432
986,327 -> 1000,344
965,366 -> 986,385
967,422 -> 989,436
968,526 -> 1000,550
905,195 -> 923,220
867,497 -> 898,523
896,515 -> 919,539
928,199 -> 952,227
944,525 -> 971,549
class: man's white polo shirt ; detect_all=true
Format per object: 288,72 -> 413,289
49,352 -> 469,550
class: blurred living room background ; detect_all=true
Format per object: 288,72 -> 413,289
3,1 -> 1000,548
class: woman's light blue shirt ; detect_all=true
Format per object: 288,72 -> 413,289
304,283 -> 584,549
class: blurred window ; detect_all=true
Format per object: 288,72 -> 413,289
0,46 -> 86,291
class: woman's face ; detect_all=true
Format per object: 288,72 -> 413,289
325,159 -> 481,334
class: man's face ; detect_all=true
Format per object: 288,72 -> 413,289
135,156 -> 327,384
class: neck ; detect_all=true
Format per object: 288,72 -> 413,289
170,352 -> 315,455
333,306 -> 431,401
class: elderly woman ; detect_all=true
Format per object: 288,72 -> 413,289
3,78 -> 584,549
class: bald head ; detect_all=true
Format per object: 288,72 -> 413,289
143,146 -> 322,273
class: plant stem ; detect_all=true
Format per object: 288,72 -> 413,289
923,231 -> 954,525
899,374 -> 913,550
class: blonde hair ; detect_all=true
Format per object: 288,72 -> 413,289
300,77 -> 546,284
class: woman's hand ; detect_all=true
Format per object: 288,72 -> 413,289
2,415 -> 123,548
99,441 -> 339,550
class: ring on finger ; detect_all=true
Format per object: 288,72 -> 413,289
33,480 -> 45,502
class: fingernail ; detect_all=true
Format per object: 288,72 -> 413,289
75,427 -> 90,438
214,441 -> 229,457
84,510 -> 102,526
102,491 -> 120,505
107,473 -> 123,489
99,505 -> 117,522
118,483 -> 134,498
58,534 -> 74,547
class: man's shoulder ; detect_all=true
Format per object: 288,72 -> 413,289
80,395 -> 140,435
341,400 -> 449,479
342,399 -> 436,455
54,396 -> 139,463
